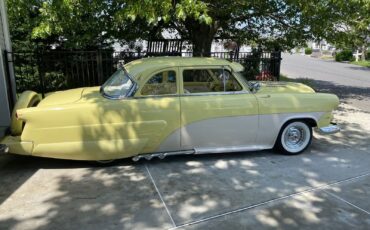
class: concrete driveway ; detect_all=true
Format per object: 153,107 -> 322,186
0,102 -> 370,230
281,53 -> 370,112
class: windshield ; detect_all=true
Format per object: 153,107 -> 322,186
101,69 -> 135,99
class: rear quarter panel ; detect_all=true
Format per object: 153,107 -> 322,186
18,97 -> 180,160
255,92 -> 339,147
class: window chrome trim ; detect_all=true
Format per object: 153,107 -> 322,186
180,90 -> 250,97
109,90 -> 250,101
100,66 -> 138,100
181,67 -> 246,94
102,65 -> 251,100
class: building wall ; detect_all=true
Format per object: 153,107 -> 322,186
0,0 -> 12,136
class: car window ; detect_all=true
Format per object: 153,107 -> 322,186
101,69 -> 134,98
183,69 -> 242,93
141,70 -> 177,96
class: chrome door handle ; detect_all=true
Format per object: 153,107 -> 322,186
259,95 -> 271,98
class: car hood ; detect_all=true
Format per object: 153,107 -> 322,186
37,88 -> 86,107
256,81 -> 315,94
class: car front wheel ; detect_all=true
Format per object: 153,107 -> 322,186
275,121 -> 312,154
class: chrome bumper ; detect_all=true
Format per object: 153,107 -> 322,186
318,124 -> 340,134
0,144 -> 9,154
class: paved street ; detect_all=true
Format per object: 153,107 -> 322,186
1,102 -> 370,229
281,53 -> 370,112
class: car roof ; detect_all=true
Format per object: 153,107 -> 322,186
124,57 -> 244,76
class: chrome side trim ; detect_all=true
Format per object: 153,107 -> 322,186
132,145 -> 272,161
0,144 -> 9,154
194,145 -> 268,154
318,124 -> 340,134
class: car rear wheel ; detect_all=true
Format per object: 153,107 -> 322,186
275,121 -> 312,155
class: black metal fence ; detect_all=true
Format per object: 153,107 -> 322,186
5,50 -> 281,96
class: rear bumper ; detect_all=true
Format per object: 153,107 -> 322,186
318,123 -> 340,134
0,144 -> 9,154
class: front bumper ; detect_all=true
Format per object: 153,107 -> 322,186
0,144 -> 9,154
318,123 -> 340,134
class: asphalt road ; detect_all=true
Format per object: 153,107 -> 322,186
281,53 -> 370,112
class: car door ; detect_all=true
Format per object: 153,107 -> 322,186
179,66 -> 259,153
128,67 -> 181,154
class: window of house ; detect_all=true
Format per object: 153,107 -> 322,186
183,69 -> 242,93
141,70 -> 177,95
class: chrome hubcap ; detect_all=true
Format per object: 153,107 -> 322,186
282,122 -> 310,153
287,127 -> 303,144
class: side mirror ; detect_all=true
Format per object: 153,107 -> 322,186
250,82 -> 261,93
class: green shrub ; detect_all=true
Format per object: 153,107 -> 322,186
335,50 -> 354,62
304,48 -> 312,55
366,51 -> 370,60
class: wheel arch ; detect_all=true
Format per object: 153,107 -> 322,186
282,117 -> 317,128
272,115 -> 318,147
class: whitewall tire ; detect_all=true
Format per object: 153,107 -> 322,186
275,121 -> 313,155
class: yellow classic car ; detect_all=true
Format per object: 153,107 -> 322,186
0,57 -> 340,161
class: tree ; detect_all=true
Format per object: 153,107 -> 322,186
113,0 -> 312,55
7,0 -> 43,51
31,0 -> 116,49
9,0 -> 370,57
328,0 -> 370,60
297,0 -> 370,60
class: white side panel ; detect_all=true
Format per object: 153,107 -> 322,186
181,115 -> 258,149
157,112 -> 325,153
155,129 -> 181,152
256,112 -> 324,147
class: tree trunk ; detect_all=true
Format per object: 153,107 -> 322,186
192,34 -> 214,57
184,20 -> 218,57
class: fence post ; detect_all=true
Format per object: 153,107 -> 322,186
96,50 -> 104,85
37,50 -> 46,98
275,51 -> 281,81
2,50 -> 15,113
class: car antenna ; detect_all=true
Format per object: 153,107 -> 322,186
222,65 -> 226,92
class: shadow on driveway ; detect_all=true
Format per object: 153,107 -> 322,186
0,156 -> 174,230
1,100 -> 370,229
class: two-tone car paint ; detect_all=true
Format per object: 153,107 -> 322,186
0,57 -> 339,160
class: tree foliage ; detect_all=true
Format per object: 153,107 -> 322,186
7,0 -> 43,51
7,0 -> 370,56
298,0 -> 369,59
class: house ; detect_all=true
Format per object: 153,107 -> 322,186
0,0 -> 14,137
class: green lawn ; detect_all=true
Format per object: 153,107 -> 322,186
350,60 -> 370,68
320,55 -> 334,60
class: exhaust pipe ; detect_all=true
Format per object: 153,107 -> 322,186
132,150 -> 195,162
